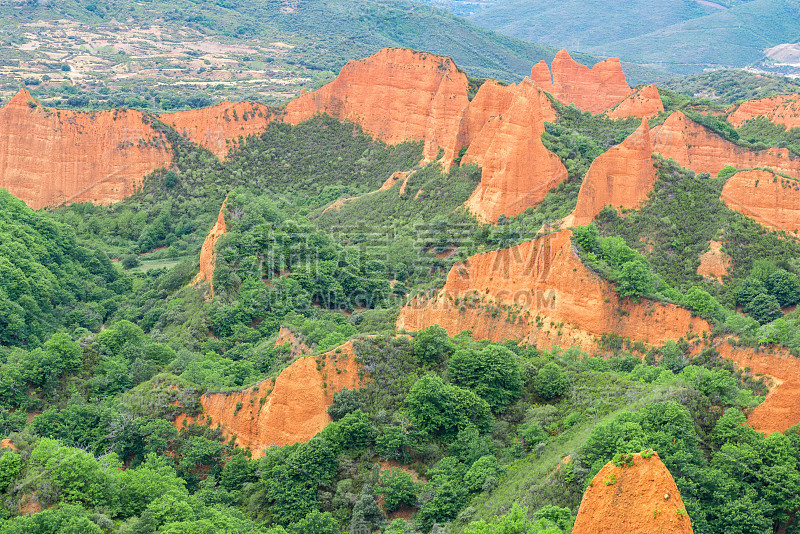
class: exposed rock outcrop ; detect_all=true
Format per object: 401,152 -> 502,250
651,111 -> 800,179
0,89 -> 172,209
162,101 -> 273,158
696,240 -> 730,281
462,79 -> 567,222
284,48 -> 470,163
715,341 -> 800,434
573,452 -> 693,534
728,94 -> 800,129
175,342 -> 362,457
720,169 -> 800,236
191,202 -> 227,294
397,230 -> 709,351
606,84 -> 664,120
567,119 -> 656,226
533,50 -> 631,114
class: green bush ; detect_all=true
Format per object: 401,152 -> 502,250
534,363 -> 569,400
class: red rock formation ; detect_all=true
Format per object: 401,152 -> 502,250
606,84 -> 664,120
175,342 -> 362,458
462,79 -> 567,222
696,240 -> 731,281
162,101 -> 273,159
573,452 -> 693,534
192,202 -> 227,294
0,438 -> 15,450
284,48 -> 470,163
652,111 -> 800,179
397,230 -> 709,351
0,89 -> 172,209
721,169 -> 800,235
728,94 -> 800,129
534,50 -> 631,114
715,341 -> 800,434
567,119 -> 656,226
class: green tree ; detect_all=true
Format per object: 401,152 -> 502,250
290,510 -> 339,534
734,277 -> 767,307
413,325 -> 455,365
744,293 -> 783,324
405,375 -> 491,439
683,286 -> 719,318
448,345 -> 522,412
378,468 -> 417,512
766,269 -> 800,307
43,333 -> 83,374
327,387 -> 363,421
534,363 -> 569,400
617,260 -> 652,298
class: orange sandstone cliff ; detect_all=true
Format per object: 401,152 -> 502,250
572,452 -> 693,534
192,202 -> 227,294
462,79 -> 567,222
652,111 -> 800,179
0,90 -> 172,209
728,94 -> 800,129
720,169 -> 800,236
397,230 -> 709,351
284,48 -> 470,163
175,342 -> 362,457
162,101 -> 273,159
533,50 -> 631,114
567,118 -> 656,226
714,341 -> 800,434
606,84 -> 664,120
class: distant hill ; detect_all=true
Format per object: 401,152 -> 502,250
1,0 -> 664,111
455,0 -> 800,74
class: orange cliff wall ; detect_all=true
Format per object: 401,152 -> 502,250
714,341 -> 800,435
728,94 -> 800,129
175,342 -> 362,457
567,118 -> 656,226
462,79 -> 567,223
606,84 -> 664,120
162,101 -> 273,159
573,453 -> 693,534
533,50 -> 631,114
720,170 -> 800,236
283,48 -> 470,163
0,90 -> 172,209
651,111 -> 800,179
397,230 -> 709,352
191,202 -> 227,294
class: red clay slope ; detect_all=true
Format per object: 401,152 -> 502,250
0,89 -> 172,209
606,84 -> 664,120
715,341 -> 800,434
532,50 -> 631,114
283,48 -> 470,163
175,341 -> 362,458
162,101 -> 273,159
567,118 -> 656,226
573,452 -> 693,534
462,79 -> 566,222
397,230 -> 709,352
651,111 -> 800,179
721,169 -> 800,236
728,94 -> 800,129
191,202 -> 227,295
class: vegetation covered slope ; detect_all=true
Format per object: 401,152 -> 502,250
469,0 -> 800,74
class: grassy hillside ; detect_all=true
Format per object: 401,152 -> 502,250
469,0 -> 798,73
